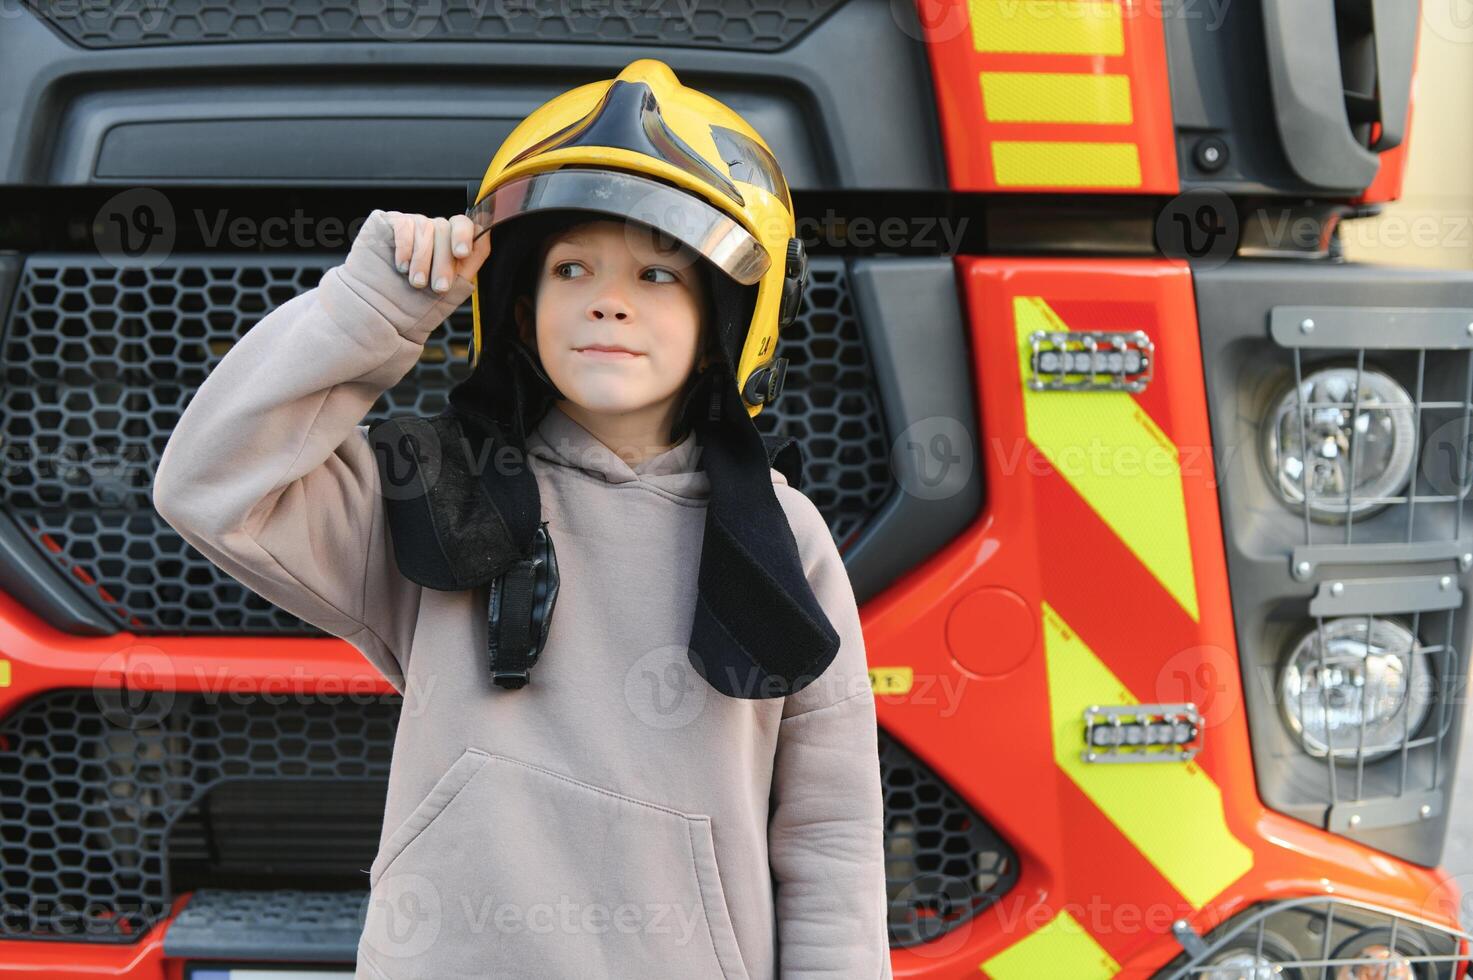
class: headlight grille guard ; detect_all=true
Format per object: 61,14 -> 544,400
1158,894 -> 1473,979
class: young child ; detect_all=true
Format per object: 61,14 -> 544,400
152,59 -> 890,980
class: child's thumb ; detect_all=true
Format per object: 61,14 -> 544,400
459,228 -> 492,281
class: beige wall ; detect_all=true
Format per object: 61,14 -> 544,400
1340,7 -> 1473,270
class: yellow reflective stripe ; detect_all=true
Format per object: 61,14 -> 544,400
969,0 -> 1124,55
991,142 -> 1142,188
1042,601 -> 1254,908
0,659 -> 9,687
980,909 -> 1120,979
1014,296 -> 1198,620
981,72 -> 1133,125
868,667 -> 913,695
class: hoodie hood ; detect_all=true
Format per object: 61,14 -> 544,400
526,401 -> 713,500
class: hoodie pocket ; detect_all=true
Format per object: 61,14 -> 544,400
359,748 -> 751,980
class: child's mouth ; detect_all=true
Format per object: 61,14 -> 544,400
575,347 -> 641,359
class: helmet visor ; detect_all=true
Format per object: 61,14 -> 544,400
466,167 -> 770,286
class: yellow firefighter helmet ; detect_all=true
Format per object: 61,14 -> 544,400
465,58 -> 807,416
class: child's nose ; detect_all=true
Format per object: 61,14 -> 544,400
588,295 -> 631,321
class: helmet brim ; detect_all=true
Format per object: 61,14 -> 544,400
467,166 -> 770,286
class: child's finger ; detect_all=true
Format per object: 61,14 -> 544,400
452,214 -> 490,282
387,211 -> 413,275
465,224 -> 491,278
449,214 -> 474,260
429,217 -> 454,293
408,215 -> 433,288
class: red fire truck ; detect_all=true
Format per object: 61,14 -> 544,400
0,0 -> 1468,977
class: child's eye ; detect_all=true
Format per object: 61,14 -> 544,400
643,267 -> 679,284
552,261 -> 586,280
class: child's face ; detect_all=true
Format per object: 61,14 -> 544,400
514,218 -> 708,424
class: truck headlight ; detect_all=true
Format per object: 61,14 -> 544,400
1332,943 -> 1415,979
1262,367 -> 1416,523
1279,617 -> 1433,764
1199,931 -> 1300,979
1200,950 -> 1291,979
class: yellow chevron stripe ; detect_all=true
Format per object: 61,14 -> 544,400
1042,600 -> 1253,908
981,72 -> 1133,125
969,0 -> 1124,55
1014,296 -> 1198,620
980,909 -> 1119,979
991,142 -> 1142,187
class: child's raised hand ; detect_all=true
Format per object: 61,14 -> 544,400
382,211 -> 491,295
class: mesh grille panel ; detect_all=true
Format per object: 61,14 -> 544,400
0,688 -> 399,942
0,254 -> 890,634
880,734 -> 1018,948
0,688 -> 1011,948
24,0 -> 844,50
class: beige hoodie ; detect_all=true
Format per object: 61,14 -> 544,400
151,210 -> 892,980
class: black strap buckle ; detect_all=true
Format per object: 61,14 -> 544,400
487,522 -> 560,689
741,357 -> 788,407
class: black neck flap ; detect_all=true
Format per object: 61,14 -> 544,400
367,408 -> 540,593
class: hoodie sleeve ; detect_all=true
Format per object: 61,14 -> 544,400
768,483 -> 893,980
150,209 -> 475,695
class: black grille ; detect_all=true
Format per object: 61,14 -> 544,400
0,688 -> 399,943
163,888 -> 370,961
24,0 -> 845,50
0,687 -> 1013,948
0,254 -> 890,635
880,734 -> 1018,948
